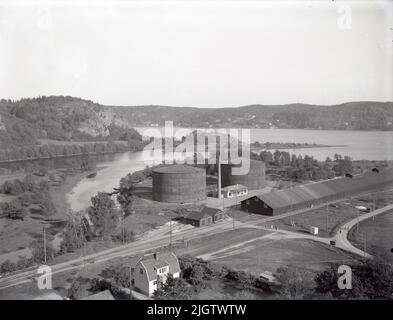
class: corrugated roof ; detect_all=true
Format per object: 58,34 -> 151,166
152,164 -> 205,174
254,167 -> 393,209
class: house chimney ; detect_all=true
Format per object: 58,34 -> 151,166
153,252 -> 159,261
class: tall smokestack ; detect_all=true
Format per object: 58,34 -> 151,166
218,151 -> 222,199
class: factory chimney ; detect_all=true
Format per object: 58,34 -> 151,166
218,151 -> 222,199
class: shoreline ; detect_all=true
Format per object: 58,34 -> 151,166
251,143 -> 347,151
50,166 -> 108,219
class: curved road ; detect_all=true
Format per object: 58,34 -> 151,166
333,203 -> 393,258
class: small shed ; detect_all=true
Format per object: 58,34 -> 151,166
310,226 -> 319,235
201,206 -> 225,223
185,211 -> 213,227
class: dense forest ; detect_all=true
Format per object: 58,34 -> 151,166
0,96 -> 145,161
0,96 -> 143,148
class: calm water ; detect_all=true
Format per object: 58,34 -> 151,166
136,127 -> 393,161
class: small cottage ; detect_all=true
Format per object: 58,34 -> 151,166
130,252 -> 180,297
221,184 -> 248,198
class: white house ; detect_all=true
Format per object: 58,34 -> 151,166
131,252 -> 180,297
221,184 -> 248,198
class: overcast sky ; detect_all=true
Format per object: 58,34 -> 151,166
0,0 -> 392,107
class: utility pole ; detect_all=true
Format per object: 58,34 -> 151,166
326,205 -> 329,233
43,227 -> 47,264
169,218 -> 173,249
364,233 -> 367,257
372,198 -> 376,222
122,214 -> 125,244
80,217 -> 89,269
217,152 -> 222,199
129,266 -> 133,300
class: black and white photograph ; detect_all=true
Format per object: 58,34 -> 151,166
0,0 -> 393,308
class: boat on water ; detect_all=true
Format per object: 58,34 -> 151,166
86,172 -> 97,178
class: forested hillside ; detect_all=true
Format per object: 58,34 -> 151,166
0,96 -> 142,149
1,96 -> 393,152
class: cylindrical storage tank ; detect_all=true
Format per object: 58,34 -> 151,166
152,165 -> 206,203
221,159 -> 266,190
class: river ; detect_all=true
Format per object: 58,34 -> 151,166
66,128 -> 393,212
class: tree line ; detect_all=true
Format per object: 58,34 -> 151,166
0,141 -> 134,163
254,150 -> 353,181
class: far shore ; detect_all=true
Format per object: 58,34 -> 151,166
250,142 -> 347,151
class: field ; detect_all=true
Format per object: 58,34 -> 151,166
348,211 -> 393,263
175,228 -> 357,276
262,187 -> 393,237
0,168 -> 92,259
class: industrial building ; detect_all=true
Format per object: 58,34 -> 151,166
152,164 -> 206,203
241,167 -> 393,216
221,159 -> 266,190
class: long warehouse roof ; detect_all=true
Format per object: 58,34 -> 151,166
255,167 -> 393,209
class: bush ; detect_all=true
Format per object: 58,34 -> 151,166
16,255 -> 33,270
68,276 -> 90,300
0,260 -> 17,274
89,278 -> 121,297
60,214 -> 88,254
315,259 -> 393,299
154,275 -> 195,300
31,240 -> 55,263
112,230 -> 135,243
100,263 -> 130,288
88,192 -> 121,238
1,200 -> 26,220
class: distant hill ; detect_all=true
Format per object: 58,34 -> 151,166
113,101 -> 393,130
1,96 -> 392,148
0,96 -> 142,148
